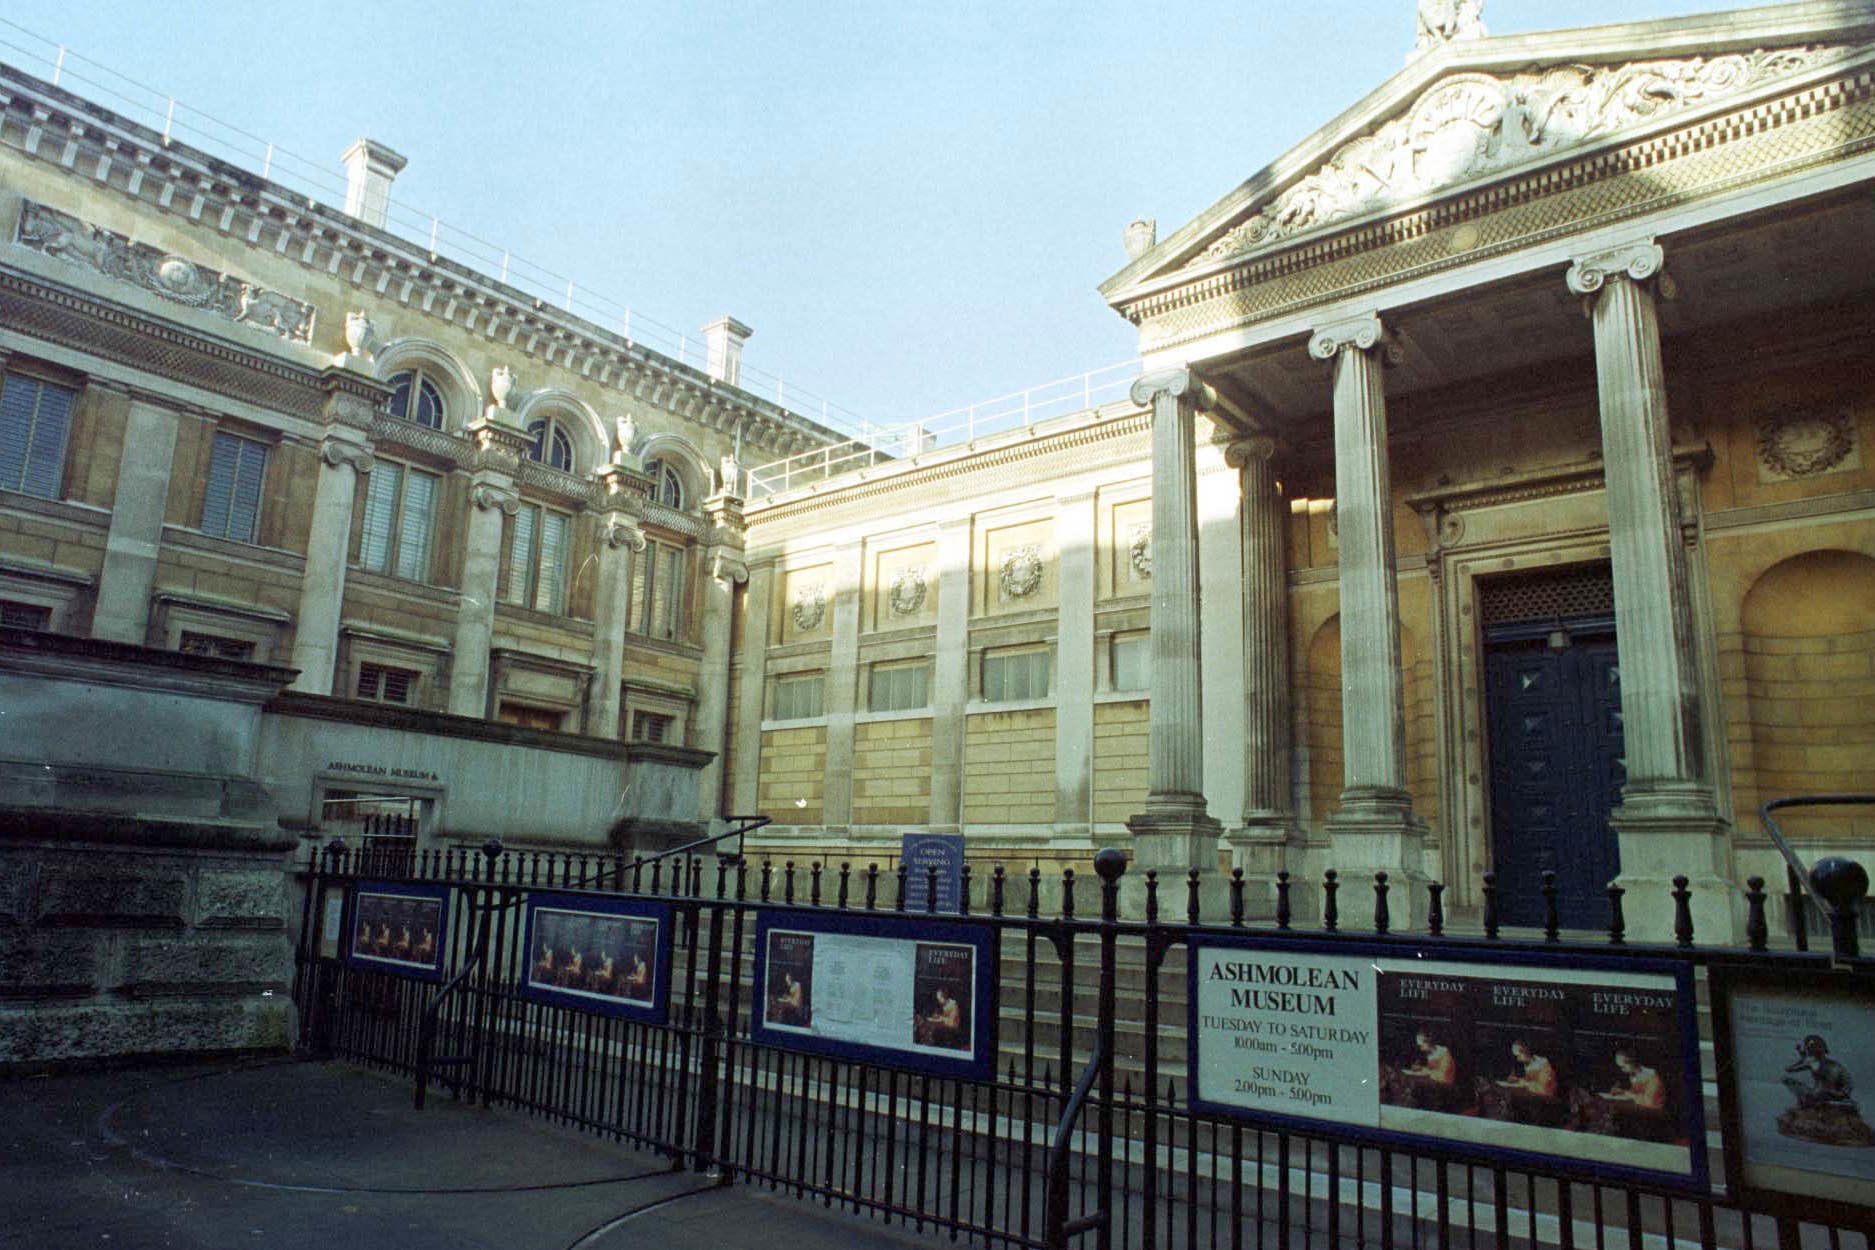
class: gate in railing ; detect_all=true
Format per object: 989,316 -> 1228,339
293,831 -> 1874,1250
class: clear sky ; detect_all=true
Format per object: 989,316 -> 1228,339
1,1 -> 1737,434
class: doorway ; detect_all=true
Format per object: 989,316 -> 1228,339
1481,565 -> 1624,929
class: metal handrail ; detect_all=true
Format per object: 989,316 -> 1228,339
412,840 -> 512,1109
1760,795 -> 1875,960
1044,1032 -> 1109,1250
587,814 -> 771,890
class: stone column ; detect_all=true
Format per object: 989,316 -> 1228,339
449,472 -> 518,718
820,541 -> 865,831
1567,240 -> 1732,940
1197,436 -> 1246,840
1124,369 -> 1223,889
1228,435 -> 1295,889
1311,313 -> 1425,926
1054,489 -> 1097,835
590,497 -> 647,739
694,492 -> 749,824
731,560 -> 776,816
928,518 -> 973,832
92,393 -> 179,644
289,434 -> 374,692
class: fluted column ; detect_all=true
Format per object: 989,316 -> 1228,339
694,491 -> 748,823
590,499 -> 646,738
1124,368 -> 1223,883
927,518 -> 972,831
1229,435 -> 1295,872
290,434 -> 375,692
1311,313 -> 1425,926
1567,239 -> 1731,940
1054,489 -> 1097,834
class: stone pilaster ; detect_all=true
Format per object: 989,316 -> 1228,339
928,518 -> 972,832
1567,240 -> 1733,941
1228,435 -> 1296,890
1054,490 -> 1097,835
820,541 -> 864,831
289,369 -> 383,694
448,472 -> 518,718
731,560 -> 775,817
694,492 -> 748,824
590,503 -> 646,739
1311,313 -> 1426,927
1124,368 -> 1223,889
92,393 -> 179,644
1197,435 -> 1246,842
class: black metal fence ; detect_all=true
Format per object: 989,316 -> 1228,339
293,840 -> 1873,1250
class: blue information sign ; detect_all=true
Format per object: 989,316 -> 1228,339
900,833 -> 965,913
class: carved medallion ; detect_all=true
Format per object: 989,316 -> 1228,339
791,583 -> 827,632
999,545 -> 1043,601
888,567 -> 927,617
1128,525 -> 1152,580
1756,405 -> 1854,479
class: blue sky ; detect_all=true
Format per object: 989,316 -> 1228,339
1,1 -> 1732,433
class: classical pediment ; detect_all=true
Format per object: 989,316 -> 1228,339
1105,9 -> 1875,302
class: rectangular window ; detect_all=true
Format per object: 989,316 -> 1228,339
178,631 -> 256,661
868,661 -> 930,713
631,711 -> 674,744
498,702 -> 564,732
199,431 -> 269,543
356,662 -> 418,705
772,673 -> 825,721
504,503 -> 570,613
0,372 -> 76,499
357,461 -> 437,582
0,599 -> 52,631
630,540 -> 688,640
983,648 -> 1051,702
1111,633 -> 1149,693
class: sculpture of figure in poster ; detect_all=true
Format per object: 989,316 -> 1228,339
1778,1035 -> 1874,1147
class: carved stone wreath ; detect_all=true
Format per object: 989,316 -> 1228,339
1127,525 -> 1152,580
1756,405 -> 1854,478
888,566 -> 927,617
791,583 -> 827,632
999,545 -> 1043,600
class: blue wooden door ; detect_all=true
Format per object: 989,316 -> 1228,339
1485,627 -> 1625,928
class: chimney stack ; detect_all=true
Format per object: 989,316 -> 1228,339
701,316 -> 752,387
341,138 -> 408,230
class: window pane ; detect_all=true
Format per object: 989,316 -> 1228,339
417,379 -> 444,429
870,663 -> 929,712
232,438 -> 267,543
1112,635 -> 1149,692
505,504 -> 539,607
628,543 -> 650,634
358,462 -> 400,573
775,674 -> 823,720
200,433 -> 240,538
985,651 -> 1048,702
202,432 -> 268,543
387,372 -> 414,420
535,511 -> 569,613
394,469 -> 437,582
1,374 -> 75,499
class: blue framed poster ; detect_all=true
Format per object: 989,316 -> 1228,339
519,893 -> 674,1024
751,910 -> 997,1080
346,881 -> 450,982
1187,936 -> 1707,1191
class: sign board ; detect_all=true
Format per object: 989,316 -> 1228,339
752,910 -> 997,1080
520,893 -> 674,1024
1188,937 -> 1706,1189
900,833 -> 965,914
1713,965 -> 1875,1222
345,882 -> 450,982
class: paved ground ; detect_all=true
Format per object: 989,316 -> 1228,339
0,1057 -> 953,1250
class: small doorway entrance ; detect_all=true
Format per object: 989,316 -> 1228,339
1481,565 -> 1625,929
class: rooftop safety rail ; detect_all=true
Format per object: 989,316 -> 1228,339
0,20 -> 871,439
745,358 -> 1143,499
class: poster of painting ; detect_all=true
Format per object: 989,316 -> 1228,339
346,883 -> 449,981
753,912 -> 995,1079
1715,967 -> 1875,1217
1190,938 -> 1703,1188
519,894 -> 672,1024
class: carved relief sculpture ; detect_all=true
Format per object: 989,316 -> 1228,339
792,583 -> 827,632
1415,0 -> 1484,53
16,199 -> 315,342
1196,47 -> 1830,266
999,545 -> 1044,601
1128,524 -> 1153,580
1756,404 -> 1855,478
888,567 -> 928,617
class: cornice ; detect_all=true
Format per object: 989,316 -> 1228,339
0,63 -> 849,461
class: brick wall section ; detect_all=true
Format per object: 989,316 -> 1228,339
0,827 -> 294,1068
1092,701 -> 1148,825
963,708 -> 1055,826
852,718 -> 933,826
759,726 -> 826,824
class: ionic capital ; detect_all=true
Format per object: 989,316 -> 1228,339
1130,367 -> 1217,413
1308,313 -> 1398,363
319,435 -> 376,476
1565,240 -> 1667,298
604,513 -> 647,552
711,550 -> 750,586
470,481 -> 521,516
1225,434 -> 1278,469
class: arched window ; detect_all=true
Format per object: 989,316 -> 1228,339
646,457 -> 685,510
526,419 -> 574,472
387,369 -> 445,429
